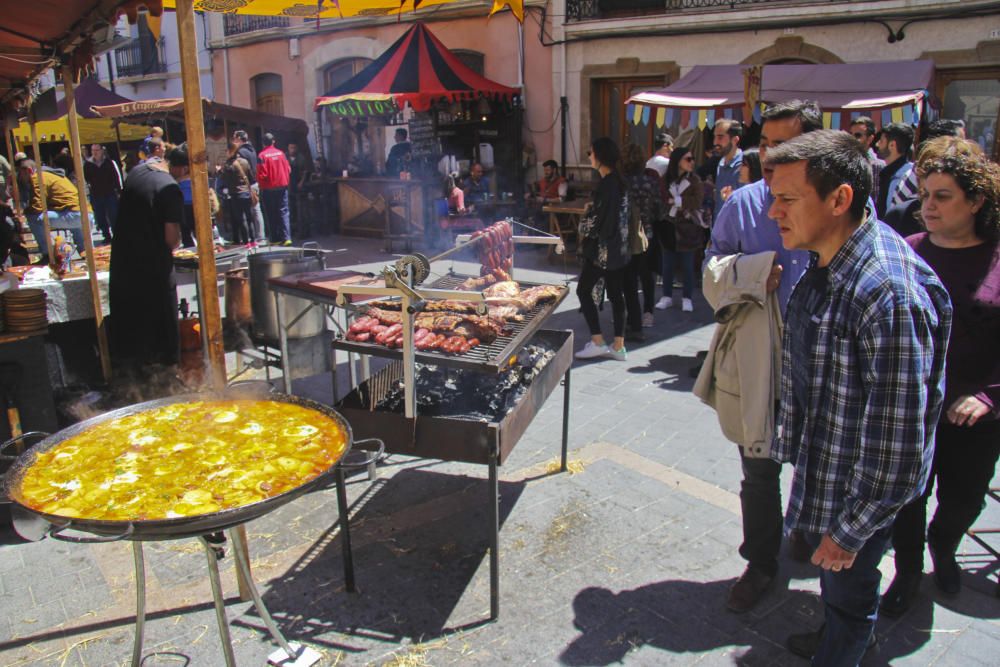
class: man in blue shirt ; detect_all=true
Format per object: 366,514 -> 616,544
712,119 -> 744,222
704,100 -> 818,614
463,162 -> 491,203
767,130 -> 950,665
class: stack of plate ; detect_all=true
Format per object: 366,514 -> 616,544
3,289 -> 48,333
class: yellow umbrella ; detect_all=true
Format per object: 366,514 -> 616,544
165,0 -> 523,22
14,116 -> 149,145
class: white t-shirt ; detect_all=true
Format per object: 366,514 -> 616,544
645,155 -> 669,177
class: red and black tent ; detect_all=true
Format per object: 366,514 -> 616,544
314,22 -> 519,115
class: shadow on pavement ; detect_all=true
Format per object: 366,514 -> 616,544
240,468 -> 525,647
560,579 -> 795,666
628,352 -> 702,392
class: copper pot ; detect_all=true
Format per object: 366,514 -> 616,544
225,268 -> 252,325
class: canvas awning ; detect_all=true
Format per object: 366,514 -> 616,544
12,79 -> 148,144
314,22 -> 519,114
163,0 -> 523,21
626,60 -> 935,131
91,98 -> 310,135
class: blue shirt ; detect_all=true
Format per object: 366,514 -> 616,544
772,214 -> 952,552
178,179 -> 193,205
464,176 -> 491,202
705,179 -> 810,314
714,148 -> 743,221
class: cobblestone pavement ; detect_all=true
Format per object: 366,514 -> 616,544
1,237 -> 997,666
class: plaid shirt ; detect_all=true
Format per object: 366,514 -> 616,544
772,213 -> 952,552
867,148 -> 885,206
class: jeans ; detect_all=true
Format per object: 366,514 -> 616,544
662,249 -> 694,300
262,188 -> 291,243
739,456 -> 783,577
27,210 -> 86,258
250,183 -> 265,240
577,261 -> 626,338
90,193 -> 118,242
804,527 -> 891,667
891,418 -> 1000,573
227,197 -> 253,245
624,248 -> 656,331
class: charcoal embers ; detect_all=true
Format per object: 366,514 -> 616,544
376,343 -> 556,420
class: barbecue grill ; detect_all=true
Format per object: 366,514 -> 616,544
331,238 -> 573,620
1,386 -> 383,667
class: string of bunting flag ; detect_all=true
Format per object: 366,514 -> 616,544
626,93 -> 931,131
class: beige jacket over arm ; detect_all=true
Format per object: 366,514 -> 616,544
693,251 -> 782,458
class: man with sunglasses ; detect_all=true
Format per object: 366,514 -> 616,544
849,117 -> 884,205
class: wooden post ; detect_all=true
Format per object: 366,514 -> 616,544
5,127 -> 23,214
175,0 -> 250,600
62,65 -> 112,384
27,118 -> 54,267
175,0 -> 226,391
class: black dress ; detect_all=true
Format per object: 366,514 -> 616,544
109,162 -> 183,372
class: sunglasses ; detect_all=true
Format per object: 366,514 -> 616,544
852,132 -> 867,139
681,156 -> 694,162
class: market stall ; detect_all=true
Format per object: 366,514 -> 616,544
313,22 -> 522,242
11,78 -> 148,146
626,60 -> 936,133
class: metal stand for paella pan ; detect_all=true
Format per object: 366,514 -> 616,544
332,248 -> 573,621
1,399 -> 384,667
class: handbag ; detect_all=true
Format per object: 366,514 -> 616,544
627,200 -> 649,255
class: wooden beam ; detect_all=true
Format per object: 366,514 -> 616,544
27,118 -> 54,267
176,2 -> 251,598
175,0 -> 226,391
5,126 -> 23,213
62,64 -> 112,384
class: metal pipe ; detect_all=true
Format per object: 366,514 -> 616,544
201,536 -> 237,667
489,451 -> 500,620
561,368 -> 571,472
275,291 -> 292,394
228,528 -> 301,661
130,542 -> 146,667
27,117 -> 54,267
335,467 -> 357,592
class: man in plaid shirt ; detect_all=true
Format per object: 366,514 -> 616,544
766,130 -> 952,665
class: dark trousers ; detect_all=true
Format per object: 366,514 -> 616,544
804,527 -> 892,667
891,419 -> 1000,573
262,187 -> 291,243
90,193 -> 117,242
577,261 -> 626,338
624,247 -> 656,331
662,249 -> 695,299
739,455 -> 784,577
227,197 -> 253,245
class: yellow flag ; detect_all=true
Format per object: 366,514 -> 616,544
655,107 -> 665,128
697,110 -> 707,129
822,112 -> 832,129
631,105 -> 642,125
891,106 -> 903,123
491,1 -> 524,21
146,13 -> 161,41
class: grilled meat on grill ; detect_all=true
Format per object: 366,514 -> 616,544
363,308 -> 504,344
483,281 -> 520,299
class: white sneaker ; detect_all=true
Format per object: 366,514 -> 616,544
682,298 -> 693,312
575,341 -> 610,359
642,312 -> 655,328
655,297 -> 673,310
607,345 -> 627,362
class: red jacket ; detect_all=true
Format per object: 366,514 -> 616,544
256,145 -> 291,190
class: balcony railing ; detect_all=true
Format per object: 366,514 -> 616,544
223,15 -> 291,36
114,37 -> 167,78
567,0 -> 815,22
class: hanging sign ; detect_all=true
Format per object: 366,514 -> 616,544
743,65 -> 762,122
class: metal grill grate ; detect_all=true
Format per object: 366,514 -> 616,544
331,275 -> 568,373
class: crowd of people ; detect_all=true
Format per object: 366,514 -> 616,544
571,99 -> 998,667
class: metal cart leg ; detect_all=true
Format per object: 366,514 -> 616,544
227,528 -> 305,663
131,542 -> 146,667
489,451 -> 500,621
201,537 -> 237,667
561,368 -> 571,472
275,292 -> 292,394
336,467 -> 357,592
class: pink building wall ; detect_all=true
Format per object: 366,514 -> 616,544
212,15 -> 554,161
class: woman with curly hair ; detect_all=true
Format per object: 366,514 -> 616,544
881,149 -> 1000,616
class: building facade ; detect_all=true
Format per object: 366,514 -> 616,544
554,0 -> 1000,171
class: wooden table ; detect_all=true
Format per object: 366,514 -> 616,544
542,201 -> 589,258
